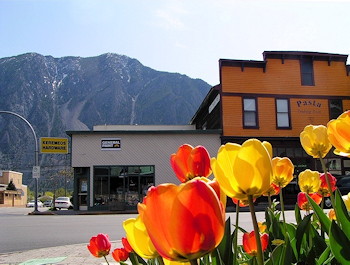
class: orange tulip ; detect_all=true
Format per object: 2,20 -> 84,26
263,183 -> 280,197
138,179 -> 225,261
328,209 -> 336,220
87,233 -> 111,258
112,248 -> 129,262
318,173 -> 337,197
170,144 -> 212,182
271,157 -> 294,188
297,192 -> 322,211
242,231 -> 269,256
327,110 -> 350,157
232,197 -> 252,207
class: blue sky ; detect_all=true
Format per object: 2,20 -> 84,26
1,0 -> 350,85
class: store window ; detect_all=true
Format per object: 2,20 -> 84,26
93,165 -> 155,209
243,98 -> 258,128
329,99 -> 343,119
300,57 -> 314,86
276,99 -> 290,128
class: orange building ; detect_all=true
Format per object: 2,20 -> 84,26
192,51 -> 350,177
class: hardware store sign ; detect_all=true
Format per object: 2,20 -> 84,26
40,137 -> 68,154
101,138 -> 121,150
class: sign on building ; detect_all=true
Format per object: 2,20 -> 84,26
101,138 -> 121,150
40,137 -> 69,154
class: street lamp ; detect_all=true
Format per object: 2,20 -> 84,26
0,111 -> 40,212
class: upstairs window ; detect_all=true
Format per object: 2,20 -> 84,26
243,98 -> 258,128
276,99 -> 290,128
300,57 -> 314,86
329,99 -> 343,119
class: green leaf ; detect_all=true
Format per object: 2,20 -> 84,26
217,217 -> 233,265
316,246 -> 331,265
329,220 -> 350,264
284,223 -> 298,262
295,213 -> 312,256
307,194 -> 331,235
265,244 -> 284,265
294,204 -> 302,225
211,248 -> 223,265
334,189 -> 350,239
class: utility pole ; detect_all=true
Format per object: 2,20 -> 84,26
0,111 -> 40,212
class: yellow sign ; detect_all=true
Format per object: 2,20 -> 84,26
40,137 -> 68,154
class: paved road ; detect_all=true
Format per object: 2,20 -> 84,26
0,207 -> 297,254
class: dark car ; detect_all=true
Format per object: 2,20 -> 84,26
324,176 -> 350,208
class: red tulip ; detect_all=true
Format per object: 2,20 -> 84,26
122,237 -> 133,253
170,144 -> 211,182
318,173 -> 337,197
297,192 -> 322,211
263,183 -> 281,197
87,233 -> 111,258
138,178 -> 225,261
242,231 -> 269,256
232,197 -> 255,207
112,248 -> 129,262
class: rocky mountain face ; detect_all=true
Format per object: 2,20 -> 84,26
0,53 -> 210,185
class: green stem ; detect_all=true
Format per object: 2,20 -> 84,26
103,255 -> 110,265
279,190 -> 286,224
189,259 -> 198,265
248,195 -> 264,265
268,194 -> 272,209
319,157 -> 337,218
157,256 -> 165,265
233,201 -> 240,265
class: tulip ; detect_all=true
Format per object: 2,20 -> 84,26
210,139 -> 272,201
297,192 -> 322,211
318,173 -> 337,197
300,125 -> 332,158
232,197 -> 251,207
298,169 -> 321,194
242,231 -> 269,256
258,222 -> 267,233
123,216 -> 158,259
87,233 -> 111,258
122,237 -> 133,253
342,192 -> 350,211
170,144 -> 211,182
112,248 -> 129,262
263,183 -> 280,197
138,179 -> 225,261
327,110 -> 350,157
328,209 -> 337,220
271,157 -> 294,188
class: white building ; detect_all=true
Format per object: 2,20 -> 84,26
67,125 -> 221,211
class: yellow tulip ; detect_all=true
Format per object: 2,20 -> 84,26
327,110 -> 350,157
300,125 -> 332,158
271,157 -> 294,188
342,192 -> 350,211
123,216 -> 158,259
211,139 -> 272,200
298,169 -> 321,194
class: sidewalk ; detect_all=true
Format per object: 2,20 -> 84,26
0,241 -> 123,265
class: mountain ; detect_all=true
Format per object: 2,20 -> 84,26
0,53 -> 211,185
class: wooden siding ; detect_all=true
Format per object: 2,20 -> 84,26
221,58 -> 350,137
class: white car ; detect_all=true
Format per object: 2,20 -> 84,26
26,200 -> 43,208
55,197 -> 73,209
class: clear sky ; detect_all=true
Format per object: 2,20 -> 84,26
1,0 -> 349,85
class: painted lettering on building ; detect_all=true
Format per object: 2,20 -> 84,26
296,100 -> 322,108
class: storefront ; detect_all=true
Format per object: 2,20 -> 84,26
67,125 -> 221,211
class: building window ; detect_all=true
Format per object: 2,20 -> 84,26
243,98 -> 258,128
93,165 -> 155,208
276,99 -> 290,128
300,57 -> 314,86
329,99 -> 343,119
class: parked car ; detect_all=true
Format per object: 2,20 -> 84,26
325,176 -> 350,208
43,200 -> 52,207
54,197 -> 73,209
26,200 -> 43,208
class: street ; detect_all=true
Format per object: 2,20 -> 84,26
0,207 -> 297,254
